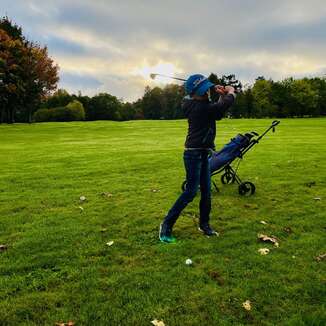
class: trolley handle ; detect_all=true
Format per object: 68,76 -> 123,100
256,120 -> 281,141
239,120 -> 280,158
271,120 -> 280,133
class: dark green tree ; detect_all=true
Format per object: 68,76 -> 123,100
141,86 -> 164,119
251,79 -> 275,117
42,89 -> 73,109
87,93 -> 122,121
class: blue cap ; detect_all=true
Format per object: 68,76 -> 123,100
185,74 -> 214,96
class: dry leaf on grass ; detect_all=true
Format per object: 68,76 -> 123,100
283,227 -> 293,234
258,234 -> 279,247
314,197 -> 321,201
151,189 -> 160,193
208,271 -> 225,286
106,241 -> 114,246
79,206 -> 84,212
242,300 -> 252,311
244,203 -> 258,209
315,253 -> 326,262
56,321 -> 75,326
260,220 -> 268,225
101,192 -> 113,198
100,228 -> 108,233
151,319 -> 165,326
304,181 -> 316,187
0,245 -> 8,252
258,248 -> 270,255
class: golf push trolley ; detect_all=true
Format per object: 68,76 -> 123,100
181,120 -> 281,196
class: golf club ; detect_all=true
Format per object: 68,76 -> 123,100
150,73 -> 240,94
150,73 -> 186,82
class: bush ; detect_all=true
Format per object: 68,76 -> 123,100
33,100 -> 85,122
65,100 -> 85,121
33,108 -> 51,122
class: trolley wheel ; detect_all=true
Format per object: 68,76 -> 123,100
221,172 -> 235,184
181,180 -> 187,191
238,182 -> 256,196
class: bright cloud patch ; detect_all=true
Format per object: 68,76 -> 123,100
132,62 -> 183,84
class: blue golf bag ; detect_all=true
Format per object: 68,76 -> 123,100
209,134 -> 251,172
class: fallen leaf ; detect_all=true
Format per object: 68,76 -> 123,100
258,234 -> 279,247
244,203 -> 258,209
304,181 -> 316,187
260,220 -> 268,225
151,189 -> 160,193
314,197 -> 321,201
56,322 -> 75,326
79,195 -> 86,202
101,192 -> 113,198
151,319 -> 165,326
258,248 -> 270,255
0,245 -> 8,252
242,300 -> 252,311
106,241 -> 114,246
79,206 -> 84,212
208,271 -> 225,286
100,228 -> 108,233
316,253 -> 326,262
283,227 -> 292,234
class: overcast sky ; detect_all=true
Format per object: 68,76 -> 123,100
2,0 -> 326,101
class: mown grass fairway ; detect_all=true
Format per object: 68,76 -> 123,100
0,119 -> 325,325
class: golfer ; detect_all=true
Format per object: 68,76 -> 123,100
159,74 -> 236,243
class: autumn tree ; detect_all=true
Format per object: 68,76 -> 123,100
0,17 -> 59,123
0,29 -> 26,123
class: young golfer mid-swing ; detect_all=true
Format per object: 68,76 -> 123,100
159,74 -> 236,243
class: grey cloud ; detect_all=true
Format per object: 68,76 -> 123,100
2,0 -> 326,100
46,36 -> 87,55
60,72 -> 102,91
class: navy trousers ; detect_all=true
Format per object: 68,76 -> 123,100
163,149 -> 211,228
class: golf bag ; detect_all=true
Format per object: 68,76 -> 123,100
209,133 -> 253,172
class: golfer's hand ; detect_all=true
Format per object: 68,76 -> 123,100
215,85 -> 227,95
224,86 -> 235,94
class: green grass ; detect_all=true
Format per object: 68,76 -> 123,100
0,118 -> 325,325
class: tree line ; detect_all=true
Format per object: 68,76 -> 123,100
1,17 -> 325,124
34,74 -> 326,122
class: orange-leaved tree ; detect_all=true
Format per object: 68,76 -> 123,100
0,16 -> 59,123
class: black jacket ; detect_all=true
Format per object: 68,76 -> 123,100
183,94 -> 235,150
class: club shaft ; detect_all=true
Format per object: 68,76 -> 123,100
153,74 -> 186,82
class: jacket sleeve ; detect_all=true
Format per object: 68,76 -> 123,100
207,94 -> 235,120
